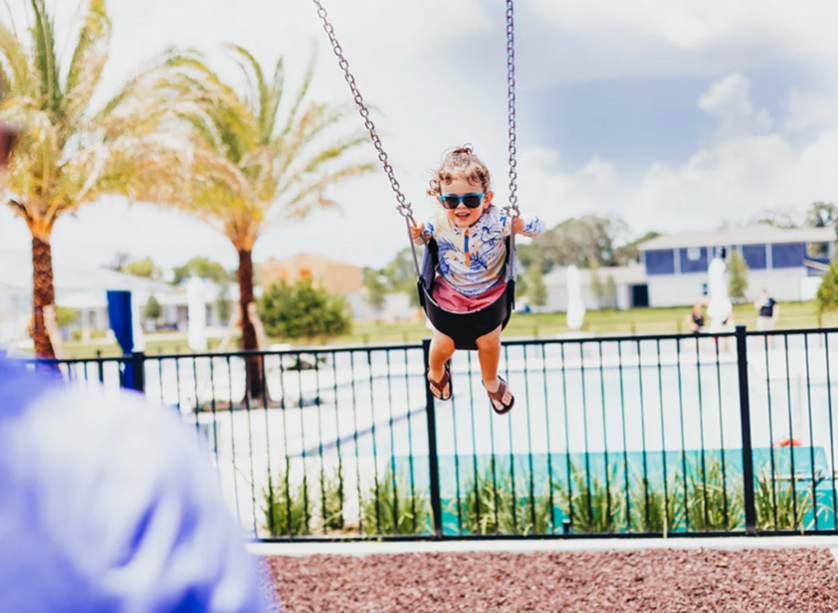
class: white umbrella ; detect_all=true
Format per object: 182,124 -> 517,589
187,277 -> 208,352
706,256 -> 733,332
566,265 -> 587,331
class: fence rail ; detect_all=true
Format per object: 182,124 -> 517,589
12,325 -> 838,541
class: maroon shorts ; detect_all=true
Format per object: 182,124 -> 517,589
432,277 -> 507,313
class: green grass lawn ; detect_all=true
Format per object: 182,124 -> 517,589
53,336 -> 230,360
333,300 -> 838,345
51,300 -> 838,359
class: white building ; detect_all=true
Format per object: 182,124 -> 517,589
541,225 -> 836,311
542,264 -> 647,312
638,225 -> 835,307
346,291 -> 417,322
0,250 -> 233,344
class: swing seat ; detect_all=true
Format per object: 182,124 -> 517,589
417,238 -> 515,351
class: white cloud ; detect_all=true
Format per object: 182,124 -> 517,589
515,74 -> 838,237
4,2 -> 838,272
632,134 -> 800,227
526,0 -> 838,86
784,88 -> 838,133
697,73 -> 773,137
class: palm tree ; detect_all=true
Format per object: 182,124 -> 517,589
0,0 -> 201,357
162,46 -> 373,396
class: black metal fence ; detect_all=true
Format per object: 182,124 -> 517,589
13,325 -> 838,541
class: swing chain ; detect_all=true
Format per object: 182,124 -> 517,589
506,0 -> 519,219
311,0 -> 416,224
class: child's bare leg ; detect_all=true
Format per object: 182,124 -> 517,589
428,331 -> 455,398
475,326 -> 513,408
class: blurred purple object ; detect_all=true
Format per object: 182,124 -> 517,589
0,358 -> 270,612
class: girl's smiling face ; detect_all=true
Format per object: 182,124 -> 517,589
439,177 -> 493,229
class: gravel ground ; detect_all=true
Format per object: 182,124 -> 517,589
266,547 -> 838,612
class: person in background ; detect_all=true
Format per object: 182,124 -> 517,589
686,303 -> 705,333
755,289 -> 779,332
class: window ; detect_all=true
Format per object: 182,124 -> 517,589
644,249 -> 675,275
679,247 -> 707,273
771,243 -> 806,269
742,244 -> 767,270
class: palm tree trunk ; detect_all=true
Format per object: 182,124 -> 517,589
238,248 -> 263,399
31,235 -> 56,359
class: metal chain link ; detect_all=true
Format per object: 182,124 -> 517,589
311,0 -> 416,223
313,0 -> 519,223
313,0 -> 519,284
506,0 -> 519,219
505,0 -> 519,286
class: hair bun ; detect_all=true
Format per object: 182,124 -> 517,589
426,144 -> 490,196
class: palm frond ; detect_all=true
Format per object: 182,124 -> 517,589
278,162 -> 376,221
263,56 -> 284,143
64,0 -> 111,122
0,22 -> 34,97
277,51 -> 314,145
29,0 -> 62,117
275,101 -> 359,177
224,44 -> 263,110
154,45 -> 375,249
275,131 -> 370,203
296,132 -> 371,177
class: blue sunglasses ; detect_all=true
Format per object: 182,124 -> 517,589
438,193 -> 485,210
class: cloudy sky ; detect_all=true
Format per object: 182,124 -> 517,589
2,0 -> 838,272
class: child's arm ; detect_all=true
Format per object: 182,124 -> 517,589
511,214 -> 546,239
410,218 -> 434,244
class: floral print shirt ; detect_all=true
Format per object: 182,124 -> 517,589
416,205 -> 546,297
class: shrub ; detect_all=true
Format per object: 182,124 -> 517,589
728,249 -> 749,301
258,277 -> 350,339
556,462 -> 627,534
753,463 -> 811,531
456,459 -> 552,536
629,470 -> 685,535
684,455 -> 743,531
360,465 -> 431,535
262,466 -> 311,537
817,256 -> 838,314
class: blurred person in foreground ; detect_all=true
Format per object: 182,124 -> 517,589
0,125 -> 270,612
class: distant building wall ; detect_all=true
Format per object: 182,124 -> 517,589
346,292 -> 417,322
646,268 -> 811,307
0,286 -> 31,344
542,265 -> 646,312
260,254 -> 362,296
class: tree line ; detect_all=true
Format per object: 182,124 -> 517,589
362,214 -> 659,310
364,202 -> 838,310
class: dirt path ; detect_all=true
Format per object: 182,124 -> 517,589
267,547 -> 838,612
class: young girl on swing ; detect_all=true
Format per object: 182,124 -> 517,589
410,146 -> 545,414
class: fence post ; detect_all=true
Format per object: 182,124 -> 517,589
422,338 -> 444,539
131,351 -> 145,393
735,325 -> 757,534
